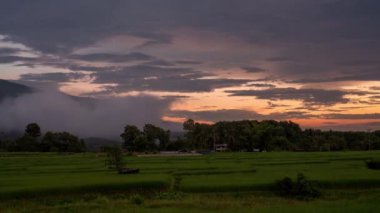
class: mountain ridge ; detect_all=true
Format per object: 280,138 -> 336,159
0,79 -> 34,101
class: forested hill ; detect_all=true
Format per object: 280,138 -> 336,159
0,79 -> 33,101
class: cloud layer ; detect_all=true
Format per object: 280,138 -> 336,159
0,0 -> 379,131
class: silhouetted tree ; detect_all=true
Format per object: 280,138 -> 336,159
103,146 -> 123,170
143,124 -> 170,150
25,123 -> 41,138
120,125 -> 142,152
41,131 -> 86,152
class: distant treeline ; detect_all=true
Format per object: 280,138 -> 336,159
119,119 -> 380,152
179,119 -> 380,152
1,119 -> 380,152
0,123 -> 86,152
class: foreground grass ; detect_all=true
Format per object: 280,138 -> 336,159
1,189 -> 380,212
1,151 -> 380,212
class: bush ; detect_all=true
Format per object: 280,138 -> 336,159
171,175 -> 182,191
275,173 -> 321,200
365,159 -> 380,170
103,146 -> 123,170
130,194 -> 144,205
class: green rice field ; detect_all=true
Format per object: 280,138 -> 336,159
1,151 -> 380,212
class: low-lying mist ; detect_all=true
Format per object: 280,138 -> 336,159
0,90 -> 174,139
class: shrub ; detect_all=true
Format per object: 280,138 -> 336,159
171,175 -> 182,191
130,194 -> 144,205
277,177 -> 293,195
103,146 -> 123,170
365,159 -> 380,170
275,173 -> 321,200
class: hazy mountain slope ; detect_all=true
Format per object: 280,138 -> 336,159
0,79 -> 34,101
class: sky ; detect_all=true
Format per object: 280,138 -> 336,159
0,0 -> 380,135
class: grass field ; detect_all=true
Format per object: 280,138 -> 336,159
1,151 -> 380,212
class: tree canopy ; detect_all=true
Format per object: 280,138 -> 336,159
120,124 -> 170,152
182,119 -> 380,152
0,123 -> 85,152
1,119 -> 379,153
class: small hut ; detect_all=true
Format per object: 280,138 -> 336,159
214,143 -> 228,152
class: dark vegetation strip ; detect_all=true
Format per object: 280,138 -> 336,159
319,180 -> 380,189
251,161 -> 329,166
173,169 -> 257,176
180,183 -> 274,193
0,168 -> 107,174
328,157 -> 374,161
169,167 -> 219,172
180,179 -> 380,193
0,181 -> 170,200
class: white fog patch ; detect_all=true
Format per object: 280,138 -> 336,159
0,90 -> 173,138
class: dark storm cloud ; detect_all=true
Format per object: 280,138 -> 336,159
340,59 -> 380,68
0,47 -> 23,55
291,72 -> 380,83
142,59 -> 176,67
353,99 -> 380,105
92,65 -> 197,82
265,57 -> 295,62
89,65 -> 249,93
114,76 -> 249,93
321,0 -> 380,39
169,109 -> 311,122
16,63 -> 250,93
247,83 -> 276,88
241,66 -> 266,73
269,111 -> 313,120
266,101 -> 290,109
23,58 -> 120,72
322,113 -> 380,120
0,0 -> 126,54
62,64 -> 118,72
170,109 -> 264,122
0,55 -> 36,64
133,32 -> 173,48
20,72 -> 85,82
0,0 -> 379,130
96,74 -> 249,93
227,88 -> 353,105
174,60 -> 203,65
0,0 -> 379,82
0,0 -> 185,54
0,0 -> 377,50
70,52 -> 154,63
